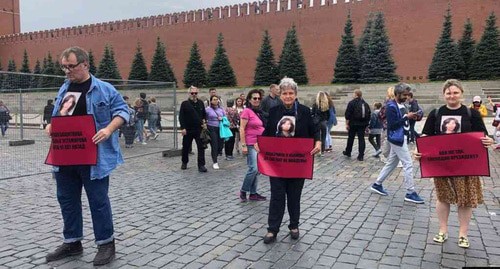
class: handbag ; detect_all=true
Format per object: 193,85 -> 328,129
219,116 -> 233,141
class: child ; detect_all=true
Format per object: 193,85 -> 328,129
368,102 -> 383,157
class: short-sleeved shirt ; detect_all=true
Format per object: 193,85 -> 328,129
240,108 -> 264,145
422,105 -> 487,135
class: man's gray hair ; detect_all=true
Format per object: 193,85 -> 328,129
394,83 -> 412,95
60,46 -> 89,63
279,77 -> 298,93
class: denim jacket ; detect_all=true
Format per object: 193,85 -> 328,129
386,100 -> 406,146
51,75 -> 129,179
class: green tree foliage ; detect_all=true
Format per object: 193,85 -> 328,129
96,45 -> 122,82
207,33 -> 237,87
253,30 -> 279,86
88,50 -> 97,75
53,57 -> 67,86
3,59 -> 18,89
0,58 -> 4,88
149,37 -> 177,84
469,12 -> 500,80
359,12 -> 398,83
40,53 -> 56,88
30,59 -> 42,88
183,41 -> 207,88
332,13 -> 360,83
19,49 -> 31,88
358,15 -> 373,65
458,19 -> 475,79
428,8 -> 465,81
128,43 -> 149,81
278,26 -> 308,84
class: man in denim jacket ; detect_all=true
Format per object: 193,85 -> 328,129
45,47 -> 129,266
370,83 -> 424,204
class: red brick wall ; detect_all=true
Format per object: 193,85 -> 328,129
0,0 -> 20,36
0,0 -> 498,86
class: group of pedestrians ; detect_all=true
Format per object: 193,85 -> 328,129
4,45 -> 496,267
121,92 -> 161,148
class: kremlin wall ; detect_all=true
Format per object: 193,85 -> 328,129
0,0 -> 499,86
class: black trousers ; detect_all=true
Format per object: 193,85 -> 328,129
345,125 -> 366,157
267,177 -> 305,235
181,129 -> 205,167
224,128 -> 237,157
208,126 -> 223,163
368,134 -> 381,151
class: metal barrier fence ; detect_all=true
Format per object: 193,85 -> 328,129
0,71 -> 178,180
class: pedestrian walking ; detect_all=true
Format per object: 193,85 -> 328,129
370,83 -> 424,204
0,100 -> 11,137
312,91 -> 330,155
343,89 -> 371,161
368,102 -> 383,157
324,92 -> 337,153
224,99 -> 239,160
43,99 -> 54,129
44,46 -> 129,266
415,79 -> 494,248
148,97 -> 160,140
206,95 -> 226,170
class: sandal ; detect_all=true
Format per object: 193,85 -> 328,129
433,232 -> 448,243
458,236 -> 470,248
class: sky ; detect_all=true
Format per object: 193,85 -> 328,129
20,0 -> 250,33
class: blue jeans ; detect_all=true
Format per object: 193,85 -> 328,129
135,119 -> 145,142
148,116 -> 158,135
325,122 -> 333,148
54,166 -> 114,245
241,145 -> 259,194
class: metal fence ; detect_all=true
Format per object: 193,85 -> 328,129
0,71 -> 178,180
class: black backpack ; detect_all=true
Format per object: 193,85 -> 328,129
352,99 -> 371,122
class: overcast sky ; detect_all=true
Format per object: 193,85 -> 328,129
20,0 -> 250,32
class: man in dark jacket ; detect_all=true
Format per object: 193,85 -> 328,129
179,86 -> 207,172
43,99 -> 54,129
407,92 -> 421,143
343,89 -> 370,161
370,83 -> 424,204
261,84 -> 282,113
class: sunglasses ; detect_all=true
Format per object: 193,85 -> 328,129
252,97 -> 261,101
190,92 -> 199,95
61,62 -> 82,71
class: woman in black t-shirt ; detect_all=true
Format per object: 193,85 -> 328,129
415,79 -> 494,249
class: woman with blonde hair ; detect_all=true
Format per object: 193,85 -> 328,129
312,91 -> 330,155
379,87 -> 395,162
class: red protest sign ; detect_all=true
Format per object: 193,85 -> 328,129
416,132 -> 490,178
257,136 -> 314,179
45,115 -> 98,166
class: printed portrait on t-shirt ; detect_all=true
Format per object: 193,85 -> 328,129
494,107 -> 500,122
440,116 -> 462,134
59,92 -> 82,116
277,116 -> 296,137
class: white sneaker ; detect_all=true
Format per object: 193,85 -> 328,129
213,163 -> 220,170
141,141 -> 147,145
397,161 -> 403,167
153,133 -> 159,140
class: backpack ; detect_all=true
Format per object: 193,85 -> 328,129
352,99 -> 371,122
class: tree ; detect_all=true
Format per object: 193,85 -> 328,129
428,8 -> 465,81
128,43 -> 149,81
30,59 -> 42,88
3,59 -> 18,89
253,30 -> 279,86
332,12 -> 360,83
278,25 -> 308,84
359,12 -> 398,83
53,57 -> 67,86
88,50 -> 97,75
458,19 -> 475,79
40,53 -> 56,88
207,33 -> 237,87
358,15 -> 373,65
469,12 -> 500,80
149,37 -> 177,84
183,41 -> 207,88
19,49 -> 31,88
96,45 -> 122,82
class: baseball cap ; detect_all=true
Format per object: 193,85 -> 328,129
473,96 -> 481,102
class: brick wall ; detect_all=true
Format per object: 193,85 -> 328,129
0,0 -> 498,86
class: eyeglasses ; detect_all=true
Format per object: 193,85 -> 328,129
61,62 -> 82,71
190,92 -> 199,95
252,97 -> 261,101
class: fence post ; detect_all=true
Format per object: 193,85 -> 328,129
18,88 -> 24,141
172,82 -> 178,149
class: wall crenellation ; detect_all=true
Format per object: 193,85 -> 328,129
0,0 -> 363,44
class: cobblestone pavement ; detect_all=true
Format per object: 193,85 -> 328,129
1,133 -> 500,268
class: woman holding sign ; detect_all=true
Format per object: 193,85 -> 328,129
258,77 -> 321,244
415,79 -> 494,248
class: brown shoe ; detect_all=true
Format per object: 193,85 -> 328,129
93,239 -> 115,266
46,241 -> 83,262
290,228 -> 300,240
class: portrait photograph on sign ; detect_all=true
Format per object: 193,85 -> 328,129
276,116 -> 296,137
440,116 -> 462,134
59,92 -> 82,116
